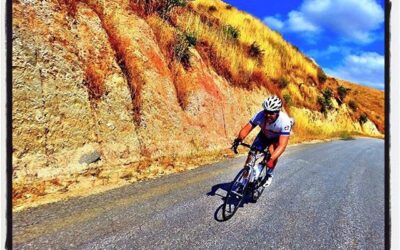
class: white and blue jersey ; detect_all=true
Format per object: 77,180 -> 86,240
249,110 -> 292,139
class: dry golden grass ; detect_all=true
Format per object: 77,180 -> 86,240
170,0 -> 384,138
145,14 -> 176,62
174,11 -> 258,85
289,107 -> 353,143
185,0 -> 319,82
340,80 -> 384,132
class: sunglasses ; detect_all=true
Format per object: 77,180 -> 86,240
265,110 -> 279,115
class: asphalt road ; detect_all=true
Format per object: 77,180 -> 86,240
13,138 -> 385,249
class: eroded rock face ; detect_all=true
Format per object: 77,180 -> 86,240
12,0 -> 383,210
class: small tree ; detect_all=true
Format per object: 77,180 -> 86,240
322,88 -> 332,99
317,97 -> 328,114
223,25 -> 240,40
317,68 -> 327,84
318,88 -> 333,114
337,85 -> 350,101
359,113 -> 368,124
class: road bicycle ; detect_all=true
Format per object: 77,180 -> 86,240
222,142 -> 271,220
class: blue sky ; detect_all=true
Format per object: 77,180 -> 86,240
223,0 -> 385,90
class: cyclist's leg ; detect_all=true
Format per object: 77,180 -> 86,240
267,140 -> 279,174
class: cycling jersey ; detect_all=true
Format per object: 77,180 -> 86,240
249,110 -> 292,139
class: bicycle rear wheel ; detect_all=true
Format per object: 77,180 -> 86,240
222,168 -> 249,220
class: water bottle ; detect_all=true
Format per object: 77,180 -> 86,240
250,167 -> 256,183
254,163 -> 263,180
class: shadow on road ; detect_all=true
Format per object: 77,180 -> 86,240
206,182 -> 231,198
207,182 -> 258,222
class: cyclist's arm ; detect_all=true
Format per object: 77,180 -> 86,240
270,135 -> 289,161
237,123 -> 254,140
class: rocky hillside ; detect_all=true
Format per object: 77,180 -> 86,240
12,0 -> 384,210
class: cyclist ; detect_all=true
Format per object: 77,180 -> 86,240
231,95 -> 293,187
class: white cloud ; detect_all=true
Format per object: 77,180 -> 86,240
301,0 -> 383,43
262,0 -> 384,44
263,16 -> 285,30
286,11 -> 320,32
306,45 -> 356,61
307,45 -> 342,59
325,52 -> 384,89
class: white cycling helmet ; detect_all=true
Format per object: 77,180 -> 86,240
262,95 -> 282,112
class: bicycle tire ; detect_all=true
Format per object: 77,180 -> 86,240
222,168 -> 249,220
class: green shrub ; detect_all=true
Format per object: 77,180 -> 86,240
359,113 -> 368,124
322,88 -> 332,99
184,31 -> 197,46
283,94 -> 293,106
318,88 -> 333,114
317,68 -> 327,83
348,100 -> 358,111
174,32 -> 197,68
337,85 -> 350,100
223,25 -> 240,40
208,5 -> 217,12
158,0 -> 190,19
278,77 -> 289,88
318,97 -> 328,114
174,34 -> 192,68
248,41 -> 264,59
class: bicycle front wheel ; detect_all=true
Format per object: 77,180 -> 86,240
222,168 -> 249,220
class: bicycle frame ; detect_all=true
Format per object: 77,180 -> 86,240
240,142 -> 270,164
240,142 -> 271,157
239,142 -> 271,184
